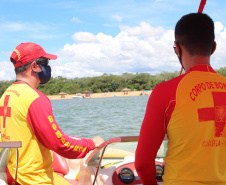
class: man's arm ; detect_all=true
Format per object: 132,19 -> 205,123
135,85 -> 167,185
27,95 -> 96,159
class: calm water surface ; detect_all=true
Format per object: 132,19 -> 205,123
51,96 -> 149,140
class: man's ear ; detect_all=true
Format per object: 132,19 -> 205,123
174,41 -> 182,57
31,61 -> 42,72
211,41 -> 217,55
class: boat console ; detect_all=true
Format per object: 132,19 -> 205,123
59,136 -> 166,185
0,137 -> 167,185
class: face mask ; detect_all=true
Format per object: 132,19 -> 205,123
35,64 -> 51,84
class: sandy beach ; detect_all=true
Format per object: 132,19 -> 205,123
47,90 -> 151,100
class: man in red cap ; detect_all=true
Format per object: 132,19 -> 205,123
0,42 -> 104,185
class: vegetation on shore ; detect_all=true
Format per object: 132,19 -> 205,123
0,67 -> 225,96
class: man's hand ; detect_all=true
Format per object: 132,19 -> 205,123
91,136 -> 104,148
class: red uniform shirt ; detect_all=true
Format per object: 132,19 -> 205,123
0,82 -> 95,184
135,65 -> 226,185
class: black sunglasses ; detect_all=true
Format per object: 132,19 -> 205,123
173,41 -> 184,55
36,58 -> 49,66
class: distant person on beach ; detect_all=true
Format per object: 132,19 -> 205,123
135,13 -> 226,185
0,42 -> 104,185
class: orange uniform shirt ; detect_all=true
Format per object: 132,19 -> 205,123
0,82 -> 95,185
164,66 -> 226,184
135,65 -> 226,185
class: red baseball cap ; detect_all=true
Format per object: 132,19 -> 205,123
10,42 -> 57,68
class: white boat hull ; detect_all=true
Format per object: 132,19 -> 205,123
72,96 -> 84,99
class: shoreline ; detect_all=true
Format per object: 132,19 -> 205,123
47,90 -> 151,100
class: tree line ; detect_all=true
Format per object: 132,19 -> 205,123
0,67 -> 225,96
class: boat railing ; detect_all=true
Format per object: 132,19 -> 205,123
0,141 -> 22,185
92,136 -> 139,185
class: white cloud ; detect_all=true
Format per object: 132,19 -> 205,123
0,22 -> 53,32
212,22 -> 226,68
0,61 -> 15,81
215,21 -> 224,33
112,14 -> 122,22
72,32 -> 98,43
54,21 -> 226,79
215,21 -> 226,40
55,22 -> 179,78
1,21 -> 226,81
120,22 -> 165,38
71,17 -> 82,23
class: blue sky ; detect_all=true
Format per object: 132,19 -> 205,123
1,0 -> 226,80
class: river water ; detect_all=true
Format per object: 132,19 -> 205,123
51,96 -> 149,140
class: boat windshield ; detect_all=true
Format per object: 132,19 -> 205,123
89,138 -> 168,168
